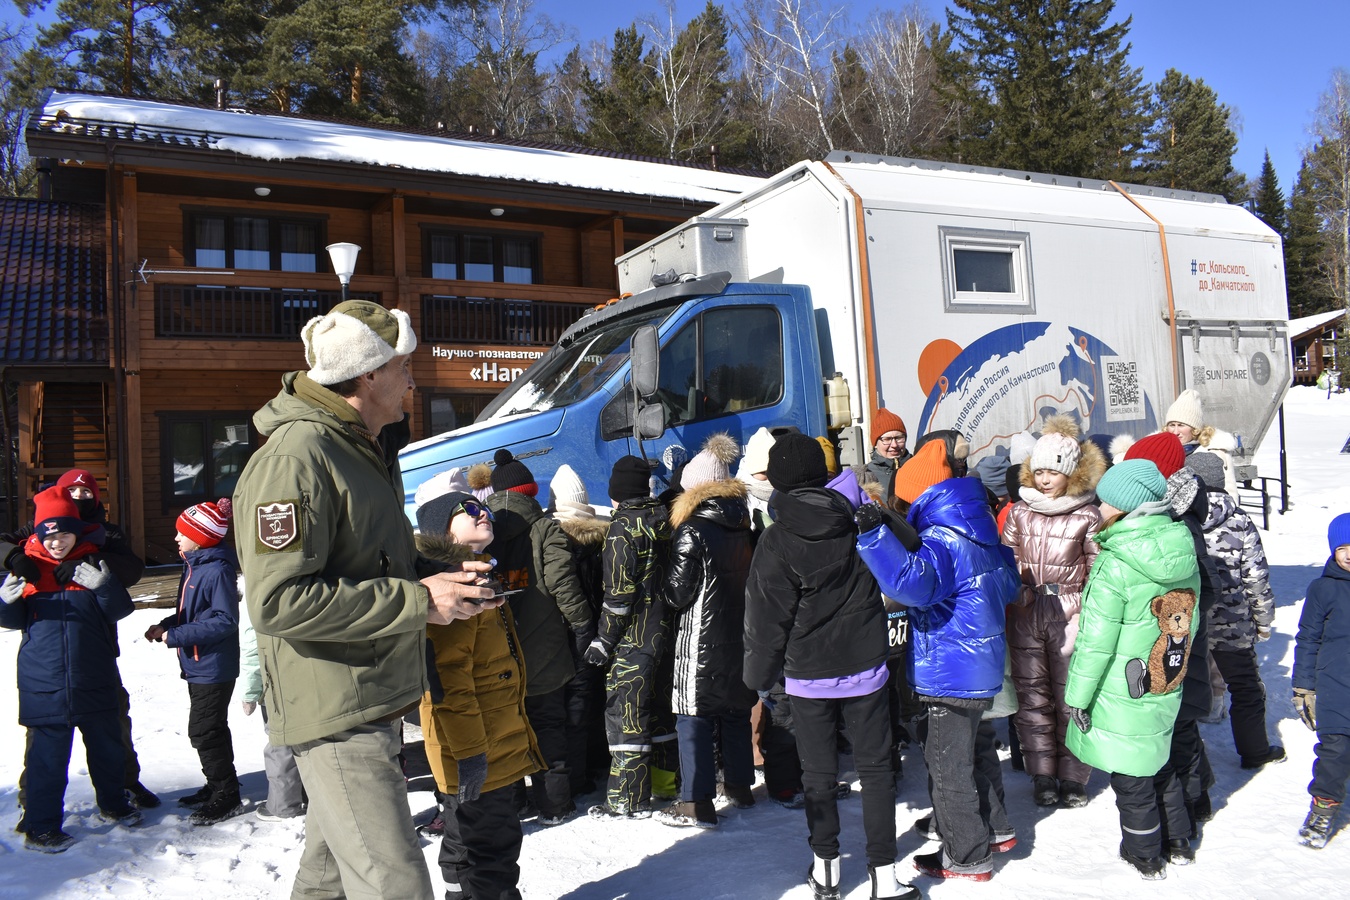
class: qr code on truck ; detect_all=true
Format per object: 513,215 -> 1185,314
1104,357 -> 1143,422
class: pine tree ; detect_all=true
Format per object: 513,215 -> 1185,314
15,0 -> 172,97
1285,158 -> 1337,317
937,0 -> 1148,179
163,0 -> 299,109
582,25 -> 660,155
642,1 -> 735,161
1252,150 -> 1286,238
1137,68 -> 1243,200
0,26 -> 37,198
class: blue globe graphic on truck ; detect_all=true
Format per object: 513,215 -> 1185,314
917,322 -> 1158,459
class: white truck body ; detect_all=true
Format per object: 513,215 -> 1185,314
618,153 -> 1291,475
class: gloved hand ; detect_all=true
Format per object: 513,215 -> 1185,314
854,502 -> 885,535
756,689 -> 776,713
1294,688 -> 1317,731
1068,706 -> 1092,734
572,622 -> 597,660
4,549 -> 40,584
1,572 -> 25,605
241,701 -> 257,716
53,557 -> 80,585
1256,625 -> 1272,642
71,559 -> 113,591
456,752 -> 488,803
583,635 -> 616,668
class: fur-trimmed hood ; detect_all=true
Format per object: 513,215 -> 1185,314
670,478 -> 748,530
1019,415 -> 1107,498
414,531 -> 486,567
556,514 -> 608,548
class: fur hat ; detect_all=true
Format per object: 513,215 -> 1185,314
609,455 -> 651,502
491,449 -> 537,496
1009,431 -> 1038,466
302,300 -> 415,385
549,465 -> 595,522
467,462 -> 495,501
1329,513 -> 1350,553
1185,451 -> 1226,492
178,498 -> 232,547
1030,433 -> 1081,477
414,468 -> 470,509
416,490 -> 477,537
893,440 -> 953,505
816,437 -> 840,477
767,433 -> 829,493
33,486 -> 86,540
1164,389 -> 1205,431
972,454 -> 1012,499
680,433 -> 740,491
1124,432 -> 1186,479
870,408 -> 907,446
1096,459 -> 1167,515
738,427 -> 776,479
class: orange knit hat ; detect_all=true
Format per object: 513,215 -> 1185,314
892,439 -> 952,505
870,408 -> 907,446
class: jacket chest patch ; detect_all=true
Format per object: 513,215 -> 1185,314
502,568 -> 530,591
257,501 -> 300,552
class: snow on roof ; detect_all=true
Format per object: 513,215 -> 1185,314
37,93 -> 765,204
1289,307 -> 1346,337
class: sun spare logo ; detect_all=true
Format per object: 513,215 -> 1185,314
257,502 -> 299,550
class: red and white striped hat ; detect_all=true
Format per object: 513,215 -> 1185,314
177,498 -> 232,547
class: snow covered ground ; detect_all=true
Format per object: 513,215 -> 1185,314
2,385 -> 1349,899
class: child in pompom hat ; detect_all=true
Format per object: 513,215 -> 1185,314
1001,416 -> 1107,809
1291,513 -> 1350,848
146,499 -> 243,826
1123,432 -> 1186,479
0,487 -> 137,852
1063,460 -> 1200,879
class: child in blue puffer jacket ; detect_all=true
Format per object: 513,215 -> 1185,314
856,440 -> 1021,883
145,499 -> 242,826
0,486 -> 137,853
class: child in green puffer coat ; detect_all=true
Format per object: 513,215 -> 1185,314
1064,459 -> 1200,882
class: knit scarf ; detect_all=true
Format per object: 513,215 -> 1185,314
1017,486 -> 1096,517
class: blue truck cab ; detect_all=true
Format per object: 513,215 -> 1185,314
399,273 -> 829,520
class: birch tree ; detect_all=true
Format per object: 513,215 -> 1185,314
1308,69 -> 1350,312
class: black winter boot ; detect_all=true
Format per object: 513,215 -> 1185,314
1033,774 -> 1058,807
868,864 -> 920,900
1119,844 -> 1167,880
191,791 -> 243,826
1299,798 -> 1340,849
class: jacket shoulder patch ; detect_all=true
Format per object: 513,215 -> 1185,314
256,501 -> 302,553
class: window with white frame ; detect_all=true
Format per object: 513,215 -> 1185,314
940,227 -> 1034,313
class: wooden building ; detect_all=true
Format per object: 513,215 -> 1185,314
1289,308 -> 1347,386
7,91 -> 762,561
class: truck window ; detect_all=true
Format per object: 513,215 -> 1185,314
656,306 -> 783,425
940,227 -> 1035,313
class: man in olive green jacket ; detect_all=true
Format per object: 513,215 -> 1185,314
234,300 -> 499,900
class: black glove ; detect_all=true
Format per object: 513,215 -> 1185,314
572,623 -> 597,661
53,558 -> 78,585
583,635 -> 616,668
1068,706 -> 1092,734
6,552 -> 40,584
854,502 -> 885,535
456,752 -> 488,803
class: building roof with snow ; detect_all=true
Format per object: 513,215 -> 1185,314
1289,307 -> 1346,340
28,92 -> 765,206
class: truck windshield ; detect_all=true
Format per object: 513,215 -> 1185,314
494,307 -> 673,416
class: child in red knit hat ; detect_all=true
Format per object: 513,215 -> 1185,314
0,487 -> 137,852
145,499 -> 244,826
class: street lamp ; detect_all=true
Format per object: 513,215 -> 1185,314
325,242 -> 361,302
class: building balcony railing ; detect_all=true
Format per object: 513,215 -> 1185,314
420,294 -> 589,346
154,285 -> 377,340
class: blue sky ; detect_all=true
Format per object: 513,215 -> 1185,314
532,0 -> 1349,195
6,0 -> 1344,194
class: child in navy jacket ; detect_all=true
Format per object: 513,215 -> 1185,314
1292,513 -> 1350,848
0,487 -> 137,852
146,498 -> 242,826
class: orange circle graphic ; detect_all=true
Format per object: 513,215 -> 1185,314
918,339 -> 963,395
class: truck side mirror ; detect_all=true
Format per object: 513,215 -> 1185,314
631,324 -> 660,400
635,401 -> 666,441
